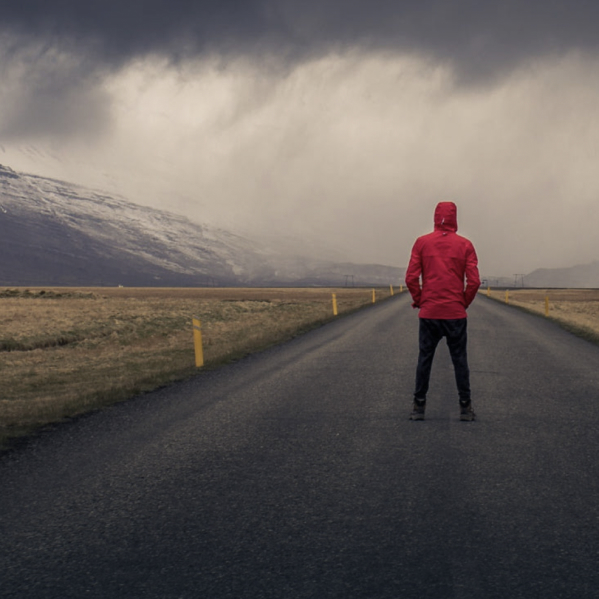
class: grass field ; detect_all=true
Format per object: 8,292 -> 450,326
483,288 -> 599,343
0,286 -> 398,448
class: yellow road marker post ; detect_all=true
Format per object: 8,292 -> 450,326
372,289 -> 376,303
332,293 -> 338,316
390,284 -> 394,296
192,316 -> 204,368
400,284 -> 403,293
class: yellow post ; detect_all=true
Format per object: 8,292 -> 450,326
505,290 -> 509,304
372,289 -> 376,303
487,287 -> 490,297
332,293 -> 338,316
192,316 -> 204,368
390,284 -> 394,296
400,284 -> 403,293
545,296 -> 549,317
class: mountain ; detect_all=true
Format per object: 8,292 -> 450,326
0,164 -> 403,287
524,262 -> 599,288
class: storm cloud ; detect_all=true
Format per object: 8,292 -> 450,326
3,0 -> 599,139
2,1 -> 599,75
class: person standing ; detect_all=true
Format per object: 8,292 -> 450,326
405,202 -> 480,421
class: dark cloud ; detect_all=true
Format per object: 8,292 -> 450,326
2,1 -> 598,144
2,1 -> 599,78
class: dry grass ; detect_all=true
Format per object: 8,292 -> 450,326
0,286 -> 397,448
482,288 -> 599,342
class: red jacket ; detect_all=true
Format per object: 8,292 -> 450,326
405,202 -> 480,319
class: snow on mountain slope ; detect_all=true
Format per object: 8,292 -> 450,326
0,164 -> 266,284
0,163 -> 404,287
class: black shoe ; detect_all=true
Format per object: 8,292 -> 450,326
410,401 -> 425,421
459,403 -> 476,421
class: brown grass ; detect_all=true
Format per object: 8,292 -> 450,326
482,288 -> 599,342
0,286 -> 398,448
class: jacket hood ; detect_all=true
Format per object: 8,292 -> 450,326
434,202 -> 458,233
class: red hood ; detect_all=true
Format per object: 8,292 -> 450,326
434,202 -> 458,233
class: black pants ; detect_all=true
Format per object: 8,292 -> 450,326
414,318 -> 471,404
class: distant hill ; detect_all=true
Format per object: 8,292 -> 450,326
525,261 -> 599,288
0,164 -> 403,287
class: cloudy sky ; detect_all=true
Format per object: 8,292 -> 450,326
1,1 -> 599,277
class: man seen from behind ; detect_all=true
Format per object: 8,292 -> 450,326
405,202 -> 480,421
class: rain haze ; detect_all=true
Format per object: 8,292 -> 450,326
1,1 -> 599,277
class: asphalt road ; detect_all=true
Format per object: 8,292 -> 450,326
2,293 -> 599,599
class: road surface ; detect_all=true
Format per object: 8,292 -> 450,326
2,293 -> 599,598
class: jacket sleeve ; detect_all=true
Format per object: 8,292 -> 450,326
464,243 -> 481,308
405,240 -> 423,309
